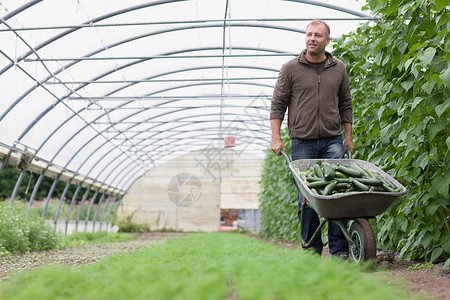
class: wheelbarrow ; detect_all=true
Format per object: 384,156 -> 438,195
279,149 -> 407,262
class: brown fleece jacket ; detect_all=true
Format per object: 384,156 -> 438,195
270,50 -> 353,139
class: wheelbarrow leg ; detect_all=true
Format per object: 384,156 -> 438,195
331,220 -> 356,250
300,204 -> 327,248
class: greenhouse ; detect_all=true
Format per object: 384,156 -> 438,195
0,0 -> 370,232
0,0 -> 449,298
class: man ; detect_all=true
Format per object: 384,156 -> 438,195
270,20 -> 354,258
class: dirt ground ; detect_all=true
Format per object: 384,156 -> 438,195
0,232 -> 449,300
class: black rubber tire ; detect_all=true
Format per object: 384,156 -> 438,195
349,218 -> 376,262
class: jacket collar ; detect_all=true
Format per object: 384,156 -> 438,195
298,50 -> 336,67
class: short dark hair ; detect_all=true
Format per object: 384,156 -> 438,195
307,20 -> 330,39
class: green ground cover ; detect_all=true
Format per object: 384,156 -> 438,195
0,233 -> 422,300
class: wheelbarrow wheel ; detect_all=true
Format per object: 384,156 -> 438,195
349,218 -> 376,262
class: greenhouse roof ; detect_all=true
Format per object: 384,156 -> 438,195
0,0 -> 371,195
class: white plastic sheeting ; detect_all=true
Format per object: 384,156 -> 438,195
0,0 -> 370,193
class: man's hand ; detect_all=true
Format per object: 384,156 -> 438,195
342,122 -> 354,153
344,136 -> 354,154
271,137 -> 286,156
270,119 -> 286,156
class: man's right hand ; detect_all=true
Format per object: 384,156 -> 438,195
271,137 -> 286,156
270,119 -> 286,156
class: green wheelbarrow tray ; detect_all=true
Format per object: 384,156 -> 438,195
279,149 -> 407,262
280,149 -> 407,219
289,158 -> 407,219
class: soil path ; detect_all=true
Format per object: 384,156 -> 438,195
0,232 -> 448,300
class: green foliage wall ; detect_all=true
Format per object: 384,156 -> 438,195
259,129 -> 300,241
333,0 -> 449,262
260,0 -> 449,262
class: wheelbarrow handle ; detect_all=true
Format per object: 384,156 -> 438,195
345,148 -> 352,159
279,148 -> 292,164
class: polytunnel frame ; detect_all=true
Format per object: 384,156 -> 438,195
6,45 -> 289,193
0,0 -> 371,234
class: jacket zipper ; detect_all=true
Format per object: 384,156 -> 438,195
317,74 -> 321,138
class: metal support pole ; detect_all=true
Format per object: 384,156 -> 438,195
99,196 -> 110,231
92,192 -> 105,232
110,197 -> 123,227
75,186 -> 91,232
105,196 -> 119,231
54,181 -> 71,228
84,190 -> 99,232
42,176 -> 59,218
64,184 -> 81,235
10,170 -> 25,204
28,170 -> 45,212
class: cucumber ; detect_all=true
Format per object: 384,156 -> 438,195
351,178 -> 370,191
369,186 -> 386,192
382,183 -> 396,193
335,182 -> 351,190
356,177 -> 383,186
307,180 -> 330,189
323,181 -> 337,195
336,165 -> 362,177
335,178 -> 352,183
322,164 -> 335,180
313,164 -> 324,178
310,188 -> 319,195
351,162 -> 370,177
365,169 -> 379,179
306,176 -> 324,182
334,171 -> 347,178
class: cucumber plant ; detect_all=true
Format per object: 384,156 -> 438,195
333,0 -> 449,263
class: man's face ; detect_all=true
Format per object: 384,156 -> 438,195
305,23 -> 330,55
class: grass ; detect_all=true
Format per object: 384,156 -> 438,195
60,231 -> 134,248
0,233 -> 422,300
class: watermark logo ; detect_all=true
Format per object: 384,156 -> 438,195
167,172 -> 202,207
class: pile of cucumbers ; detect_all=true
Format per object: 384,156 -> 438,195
293,160 -> 401,196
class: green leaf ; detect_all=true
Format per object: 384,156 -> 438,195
435,98 -> 450,117
427,122 -> 446,142
441,68 -> 450,89
430,247 -> 443,263
447,136 -> 450,150
400,81 -> 414,91
411,97 -> 424,110
415,152 -> 429,170
435,0 -> 447,11
432,175 -> 449,198
444,258 -> 450,269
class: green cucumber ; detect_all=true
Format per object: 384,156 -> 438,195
335,182 -> 351,190
337,165 -> 362,177
357,177 -> 383,186
335,178 -> 352,183
365,169 -> 379,179
313,164 -> 324,178
306,176 -> 324,182
382,183 -> 396,193
322,164 -> 335,180
323,181 -> 337,195
351,162 -> 370,177
334,171 -> 347,178
369,186 -> 386,192
307,180 -> 330,189
352,178 -> 370,191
